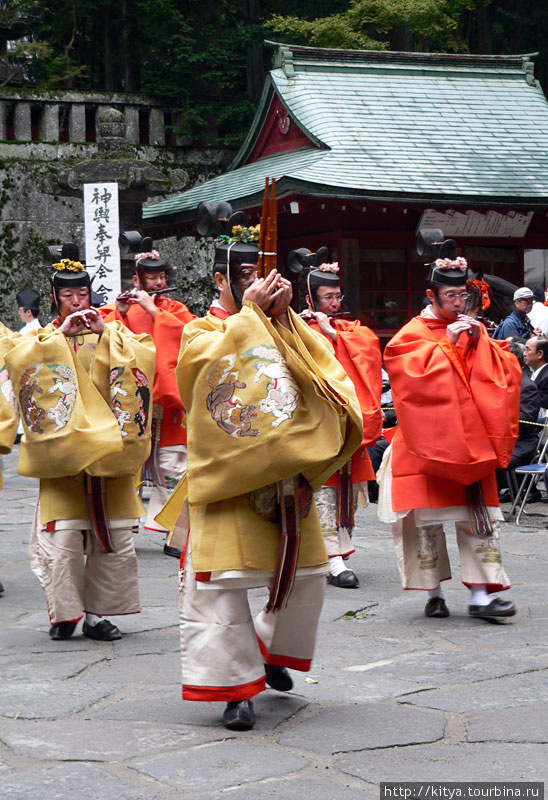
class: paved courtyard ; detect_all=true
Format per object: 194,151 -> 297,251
0,446 -> 547,799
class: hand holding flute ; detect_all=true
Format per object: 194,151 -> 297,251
447,314 -> 481,343
115,286 -> 177,319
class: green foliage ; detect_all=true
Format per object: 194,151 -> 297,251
1,0 -> 547,145
133,0 -> 261,144
268,0 -> 469,52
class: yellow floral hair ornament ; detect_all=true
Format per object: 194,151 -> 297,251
218,224 -> 260,245
52,259 -> 85,273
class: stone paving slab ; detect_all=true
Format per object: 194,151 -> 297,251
0,763 -> 152,800
0,718 -> 232,761
92,686 -> 308,730
105,628 -> 179,657
468,702 -> 548,743
286,664 -> 433,704
277,702 -> 446,753
0,537 -> 34,560
0,651 -> 107,683
210,776 -> 378,800
335,742 -> 548,783
436,622 -> 548,652
130,739 -> 309,793
335,648 -> 548,688
91,652 -> 182,685
312,619 -> 436,667
401,669 -> 548,712
0,681 -> 120,719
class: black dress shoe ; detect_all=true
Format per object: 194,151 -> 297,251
222,699 -> 255,731
82,619 -> 122,641
469,597 -> 516,618
163,543 -> 182,559
424,596 -> 450,618
498,490 -> 511,504
327,569 -> 359,588
265,664 -> 293,692
49,621 -> 77,640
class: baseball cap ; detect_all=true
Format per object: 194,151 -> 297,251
513,287 -> 534,301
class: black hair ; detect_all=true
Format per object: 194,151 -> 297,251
425,283 -> 442,304
213,256 -> 251,284
535,337 -> 548,363
507,338 -> 525,367
21,303 -> 40,318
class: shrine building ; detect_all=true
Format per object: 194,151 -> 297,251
143,41 -> 548,343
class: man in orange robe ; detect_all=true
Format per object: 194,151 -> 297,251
383,247 -> 520,619
101,249 -> 195,555
297,252 -> 382,588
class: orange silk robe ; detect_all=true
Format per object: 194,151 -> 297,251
101,297 -> 195,446
384,315 -> 521,512
309,318 -> 382,484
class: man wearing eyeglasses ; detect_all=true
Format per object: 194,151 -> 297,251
300,259 -> 382,589
382,254 -> 521,620
492,287 -> 536,340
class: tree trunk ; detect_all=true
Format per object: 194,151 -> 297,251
104,8 -> 114,90
121,0 -> 137,91
476,0 -> 493,53
245,0 -> 264,100
389,23 -> 412,52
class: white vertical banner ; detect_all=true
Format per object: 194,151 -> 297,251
83,182 -> 121,303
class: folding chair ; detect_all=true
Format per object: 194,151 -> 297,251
506,425 -> 548,524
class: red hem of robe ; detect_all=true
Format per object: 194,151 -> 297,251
182,676 -> 265,702
257,635 -> 312,671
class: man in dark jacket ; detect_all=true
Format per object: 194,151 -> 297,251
524,335 -> 548,411
493,288 -> 535,340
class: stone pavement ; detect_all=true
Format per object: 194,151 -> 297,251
0,446 -> 547,799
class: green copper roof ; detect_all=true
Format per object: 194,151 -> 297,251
144,44 -> 548,223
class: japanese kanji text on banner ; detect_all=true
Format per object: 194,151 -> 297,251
83,182 -> 121,303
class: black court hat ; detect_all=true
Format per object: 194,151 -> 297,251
16,288 -> 40,308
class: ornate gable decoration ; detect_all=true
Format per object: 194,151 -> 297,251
246,94 -> 314,164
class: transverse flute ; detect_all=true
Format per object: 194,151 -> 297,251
115,287 -> 178,301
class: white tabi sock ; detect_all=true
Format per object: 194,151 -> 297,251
469,586 -> 491,606
329,555 -> 350,577
427,586 -> 445,600
85,613 -> 103,627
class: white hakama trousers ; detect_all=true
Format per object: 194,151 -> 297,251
392,510 -> 511,592
314,483 -> 367,558
179,553 -> 325,702
144,445 -> 187,534
32,521 -> 141,624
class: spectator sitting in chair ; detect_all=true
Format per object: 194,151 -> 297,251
498,338 -> 541,504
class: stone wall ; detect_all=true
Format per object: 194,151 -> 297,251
0,89 -> 228,328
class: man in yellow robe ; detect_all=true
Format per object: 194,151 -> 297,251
5,249 -> 155,642
160,203 -> 362,730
